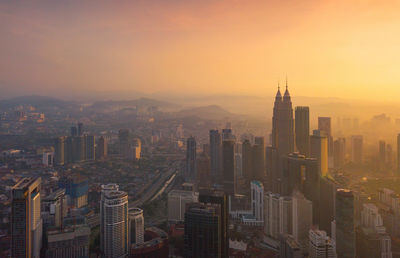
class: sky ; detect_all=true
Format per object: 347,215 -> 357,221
1,0 -> 400,101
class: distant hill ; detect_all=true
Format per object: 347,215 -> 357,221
171,105 -> 243,120
0,95 -> 70,109
88,97 -> 180,112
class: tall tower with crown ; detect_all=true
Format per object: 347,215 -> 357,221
271,78 -> 295,157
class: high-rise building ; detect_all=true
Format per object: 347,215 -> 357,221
379,140 -> 387,171
210,130 -> 222,181
356,203 -> 392,258
264,192 -> 292,239
54,136 -> 65,166
11,177 -> 43,258
308,229 -> 336,258
41,188 -> 66,229
100,186 -> 129,258
129,208 -> 144,245
351,135 -> 363,164
200,191 -> 228,257
271,83 -> 295,157
186,136 -> 197,183
397,134 -> 400,172
251,180 -> 264,222
223,139 -> 236,195
58,174 -> 88,209
222,128 -> 234,141
280,234 -> 303,258
292,192 -> 313,251
184,203 -> 223,258
197,151 -> 211,189
97,136 -> 108,159
71,126 -> 78,137
168,190 -> 199,223
242,140 -> 253,182
319,176 -> 338,235
310,130 -> 328,176
184,191 -> 228,258
335,189 -> 355,258
85,134 -> 95,161
252,137 -> 265,182
266,146 -> 279,192
77,122 -> 84,136
318,117 -> 332,137
119,129 -> 130,157
45,224 -> 90,258
333,138 -> 346,169
295,106 -> 310,156
268,83 -> 295,194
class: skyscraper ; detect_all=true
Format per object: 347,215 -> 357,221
85,134 -> 95,161
295,106 -> 310,156
223,139 -> 236,195
252,136 -> 265,182
11,177 -> 42,258
335,189 -> 355,258
54,136 -> 65,166
333,138 -> 346,169
310,130 -> 328,176
379,140 -> 386,171
351,135 -> 363,164
268,82 -> 295,194
97,136 -> 108,159
210,130 -> 222,181
308,229 -> 336,258
77,122 -> 84,136
184,203 -> 223,258
251,180 -> 264,222
242,139 -> 253,182
100,184 -> 129,258
271,82 -> 295,157
397,134 -> 400,172
186,136 -> 197,183
264,192 -> 292,239
186,191 -> 228,258
129,208 -> 144,245
292,192 -> 313,251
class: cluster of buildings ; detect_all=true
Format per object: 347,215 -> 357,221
9,178 -> 168,258
180,84 -> 396,257
54,123 -> 108,165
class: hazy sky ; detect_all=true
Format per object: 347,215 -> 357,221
1,0 -> 400,100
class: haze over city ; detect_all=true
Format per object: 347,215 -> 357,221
1,1 -> 400,258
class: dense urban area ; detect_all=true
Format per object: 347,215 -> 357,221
0,86 -> 400,257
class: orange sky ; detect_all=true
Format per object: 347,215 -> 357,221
1,0 -> 400,100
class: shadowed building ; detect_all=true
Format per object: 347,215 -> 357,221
11,177 -> 42,258
295,106 -> 310,156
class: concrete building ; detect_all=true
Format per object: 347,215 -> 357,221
310,130 -> 328,176
168,190 -> 199,223
100,185 -> 129,258
186,136 -> 197,183
210,129 -> 223,181
129,208 -> 144,245
223,139 -> 236,195
45,224 -> 90,258
351,135 -> 363,164
335,189 -> 355,258
295,106 -> 310,156
292,192 -> 313,251
308,229 -> 336,258
251,180 -> 264,222
264,192 -> 292,239
333,138 -> 346,169
280,234 -> 303,258
11,177 -> 43,258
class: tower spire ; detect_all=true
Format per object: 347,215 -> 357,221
285,76 -> 288,90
